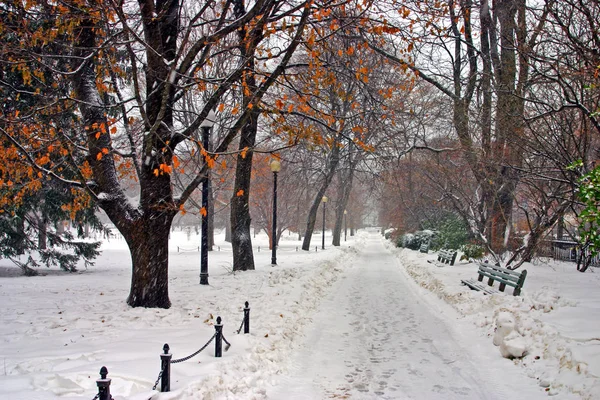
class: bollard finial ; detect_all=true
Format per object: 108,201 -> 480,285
245,301 -> 249,308
216,316 -> 222,325
163,343 -> 170,354
100,366 -> 108,379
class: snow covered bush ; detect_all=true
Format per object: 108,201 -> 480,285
396,231 -> 437,250
576,164 -> 600,268
425,213 -> 470,250
460,244 -> 485,261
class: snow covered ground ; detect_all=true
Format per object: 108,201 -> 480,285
386,241 -> 600,400
0,229 -> 598,399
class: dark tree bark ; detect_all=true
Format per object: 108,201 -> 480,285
124,214 -> 173,307
230,0 -> 262,272
231,112 -> 259,271
302,144 -> 340,250
15,214 -> 26,255
225,218 -> 232,243
229,0 -> 310,269
72,10 -> 181,308
332,159 -> 354,246
38,216 -> 47,250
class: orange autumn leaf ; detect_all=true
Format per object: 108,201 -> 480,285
200,207 -> 207,217
96,152 -> 103,160
236,189 -> 244,197
205,155 -> 215,169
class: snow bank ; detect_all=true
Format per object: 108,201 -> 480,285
386,243 -> 600,400
0,229 -> 365,400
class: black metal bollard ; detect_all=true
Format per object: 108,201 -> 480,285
160,343 -> 172,392
96,366 -> 111,400
215,316 -> 223,357
243,301 -> 250,334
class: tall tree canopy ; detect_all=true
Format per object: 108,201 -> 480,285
0,0 -> 362,307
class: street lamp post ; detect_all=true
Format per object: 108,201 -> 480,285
344,209 -> 347,242
321,196 -> 328,250
200,109 -> 216,285
270,159 -> 281,266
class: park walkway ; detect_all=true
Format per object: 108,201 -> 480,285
267,234 -> 546,399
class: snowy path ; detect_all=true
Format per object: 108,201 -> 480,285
267,235 -> 546,400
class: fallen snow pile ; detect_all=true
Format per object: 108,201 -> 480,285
493,311 -> 527,359
388,244 -> 600,400
174,245 -> 364,399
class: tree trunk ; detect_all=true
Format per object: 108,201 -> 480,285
15,214 -> 26,255
123,216 -> 172,308
230,0 -> 267,271
333,163 -> 354,246
225,218 -> 232,242
301,144 -> 340,250
38,215 -> 47,250
231,113 -> 259,271
302,196 -> 322,251
488,0 -> 523,254
505,201 -> 570,269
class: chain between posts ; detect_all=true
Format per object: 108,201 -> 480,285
171,334 -> 216,364
222,334 -> 231,351
152,370 -> 163,391
94,301 -> 251,397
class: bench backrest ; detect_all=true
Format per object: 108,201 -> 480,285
477,262 -> 527,296
438,249 -> 457,265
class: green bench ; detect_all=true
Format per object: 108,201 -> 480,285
461,262 -> 527,296
437,249 -> 457,265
